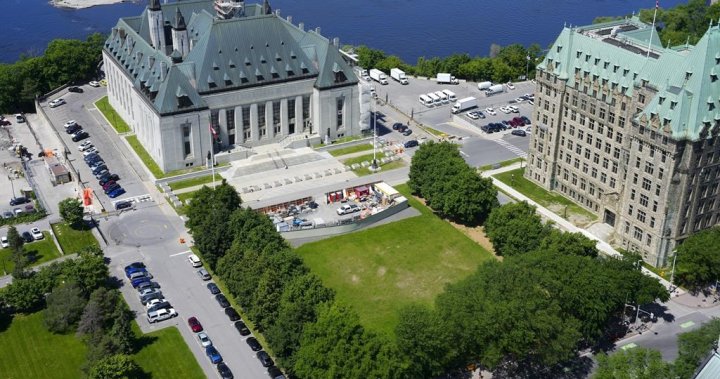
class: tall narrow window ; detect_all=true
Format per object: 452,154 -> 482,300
288,98 -> 296,134
273,101 -> 281,135
182,123 -> 192,158
258,103 -> 266,137
242,107 -> 251,140
226,109 -> 235,145
302,95 -> 311,132
336,97 -> 345,130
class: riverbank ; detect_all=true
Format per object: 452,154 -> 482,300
52,0 -> 128,10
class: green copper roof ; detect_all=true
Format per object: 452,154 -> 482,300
104,0 -> 357,116
540,16 -> 720,141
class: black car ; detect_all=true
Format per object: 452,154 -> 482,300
207,282 -> 221,295
391,122 -> 404,130
94,169 -> 110,179
21,231 -> 34,243
68,86 -> 84,93
92,165 -> 108,175
246,337 -> 262,352
215,294 -> 230,308
511,129 -> 527,137
115,200 -> 133,210
234,321 -> 250,336
268,367 -> 286,379
257,351 -> 274,367
216,363 -> 234,379
104,183 -> 121,194
66,124 -> 81,134
9,197 -> 29,206
147,301 -> 171,313
99,174 -> 120,185
225,307 -> 240,321
520,115 -> 531,124
72,130 -> 89,142
404,140 -> 418,148
84,153 -> 100,162
402,129 -> 413,136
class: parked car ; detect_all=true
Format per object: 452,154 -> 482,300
30,227 -> 43,240
108,187 -> 126,198
485,107 -> 496,116
72,130 -> 89,142
216,362 -> 233,379
21,232 -> 34,243
130,270 -> 153,281
508,105 -> 519,113
92,164 -> 108,175
64,120 -> 78,129
511,129 -> 527,137
404,140 -> 419,148
225,307 -> 240,322
9,197 -> 29,206
65,124 -> 81,135
147,308 -> 177,323
84,153 -> 100,162
136,280 -> 158,293
215,294 -> 230,308
89,160 -> 106,170
145,299 -> 164,310
78,141 -> 93,151
13,208 -> 22,216
391,122 -> 404,130
198,332 -> 212,347
499,106 -> 511,114
89,81 -> 100,87
207,282 -> 221,294
256,351 -> 274,367
68,86 -> 83,93
187,254 -> 202,267
197,268 -> 211,281
2,211 -> 13,219
506,82 -> 515,90
99,174 -> 120,185
131,277 -> 152,288
101,180 -> 117,191
466,111 -> 480,120
246,337 -> 262,352
104,184 -> 121,195
146,300 -> 171,313
1,236 -> 8,248
336,204 -> 360,215
140,291 -> 163,305
234,321 -> 250,336
268,367 -> 286,379
521,115 -> 531,125
205,346 -> 223,364
188,317 -> 203,333
125,265 -> 147,278
94,169 -> 110,179
15,114 -> 25,123
49,98 -> 66,108
115,200 -> 133,210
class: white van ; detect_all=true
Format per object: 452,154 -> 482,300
419,94 -> 433,107
442,89 -> 457,102
147,307 -> 177,323
434,91 -> 448,103
187,254 -> 202,267
427,92 -> 441,106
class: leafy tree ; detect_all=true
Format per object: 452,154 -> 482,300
675,227 -> 720,290
594,347 -> 674,379
437,167 -> 498,225
61,252 -> 108,295
395,304 -> 448,378
484,201 -> 550,256
356,45 -> 387,69
265,272 -> 334,372
538,229 -> 599,258
59,198 -> 84,227
107,301 -> 135,355
87,354 -> 141,379
78,287 -> 120,337
7,225 -> 27,279
44,282 -> 87,333
0,276 -> 47,312
674,318 -> 720,379
7,226 -> 24,255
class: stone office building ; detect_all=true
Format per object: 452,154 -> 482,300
526,17 -> 720,267
103,0 -> 362,172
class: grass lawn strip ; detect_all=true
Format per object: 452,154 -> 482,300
296,183 -> 493,336
95,97 -> 131,134
341,152 -> 387,167
125,135 -> 165,179
0,231 -> 62,275
354,160 -> 405,176
176,191 -> 197,204
132,323 -> 205,379
493,168 -> 597,224
479,157 -> 524,171
328,143 -> 373,157
0,312 -> 86,379
167,175 -> 218,191
51,222 -> 99,255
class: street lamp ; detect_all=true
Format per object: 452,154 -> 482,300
370,103 -> 379,171
8,175 -> 16,199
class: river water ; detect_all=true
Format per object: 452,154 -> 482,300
0,0 -> 687,63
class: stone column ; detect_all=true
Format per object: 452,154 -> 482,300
218,109 -> 228,148
265,100 -> 273,139
280,98 -> 289,137
250,103 -> 259,142
234,106 -> 243,144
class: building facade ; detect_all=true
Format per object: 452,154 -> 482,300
103,0 -> 363,172
526,17 -> 720,267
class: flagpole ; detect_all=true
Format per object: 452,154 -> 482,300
647,0 -> 659,58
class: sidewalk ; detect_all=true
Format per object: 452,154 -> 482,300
482,162 -> 678,294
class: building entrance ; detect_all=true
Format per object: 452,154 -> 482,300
603,209 -> 616,227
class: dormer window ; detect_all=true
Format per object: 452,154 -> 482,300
260,55 -> 266,64
255,68 -> 264,81
239,70 -> 248,83
224,73 -> 232,86
213,62 -> 219,71
711,74 -> 718,82
659,96 -> 665,105
244,57 -> 251,66
670,101 -> 677,110
576,51 -> 582,58
270,66 -> 279,79
229,59 -> 236,68
300,62 -> 309,74
207,75 -> 216,88
275,53 -> 281,62
290,50 -> 296,59
285,63 -> 294,76
685,71 -> 692,80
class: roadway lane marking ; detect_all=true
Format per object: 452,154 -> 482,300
680,321 -> 695,329
493,138 -> 528,158
460,151 -> 469,157
621,343 -> 637,350
169,250 -> 192,257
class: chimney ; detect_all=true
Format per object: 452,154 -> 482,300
275,9 -> 280,17
287,15 -> 292,24
315,27 -> 321,34
333,37 -> 339,47
298,22 -> 304,31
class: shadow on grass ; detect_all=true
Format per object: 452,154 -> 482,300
0,311 -> 14,334
132,333 -> 159,355
24,249 -> 45,265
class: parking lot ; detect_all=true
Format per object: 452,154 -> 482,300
38,85 -> 152,212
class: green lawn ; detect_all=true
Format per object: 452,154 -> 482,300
342,152 -> 387,167
0,312 -> 87,379
493,168 -> 597,224
0,312 -> 203,379
424,126 -> 447,137
176,191 -> 197,204
167,175 -> 219,191
95,96 -> 131,134
479,157 -> 524,171
0,232 -> 62,275
354,159 -> 405,176
51,223 -> 99,255
132,323 -> 204,379
296,184 -> 494,336
328,143 -> 373,157
126,135 -> 165,179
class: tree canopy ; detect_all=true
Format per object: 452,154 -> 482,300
674,227 -> 720,290
59,198 -> 84,227
484,201 -> 550,256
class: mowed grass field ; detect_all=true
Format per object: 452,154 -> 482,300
0,312 -> 203,379
296,184 -> 494,336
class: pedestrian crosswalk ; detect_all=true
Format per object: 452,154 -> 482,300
494,138 -> 528,158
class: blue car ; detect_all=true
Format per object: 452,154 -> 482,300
108,187 -> 126,198
131,277 -> 151,288
205,346 -> 223,364
125,266 -> 147,278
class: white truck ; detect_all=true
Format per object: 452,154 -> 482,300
442,89 -> 457,102
451,97 -> 478,114
369,69 -> 388,85
478,81 -> 493,90
390,68 -> 408,85
436,73 -> 459,85
485,84 -> 505,96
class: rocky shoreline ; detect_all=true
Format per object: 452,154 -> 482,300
51,0 -> 131,10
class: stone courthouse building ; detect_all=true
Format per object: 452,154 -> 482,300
103,0 -> 362,172
526,17 -> 720,266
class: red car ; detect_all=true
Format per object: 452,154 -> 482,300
188,317 -> 203,333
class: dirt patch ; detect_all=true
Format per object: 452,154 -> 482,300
546,204 -> 593,228
377,266 -> 387,277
